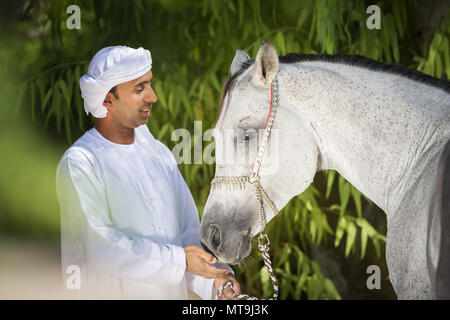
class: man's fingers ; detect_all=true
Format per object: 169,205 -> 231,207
203,263 -> 228,277
223,286 -> 234,298
186,244 -> 217,263
209,268 -> 229,277
218,284 -> 235,300
199,250 -> 217,264
232,280 -> 241,293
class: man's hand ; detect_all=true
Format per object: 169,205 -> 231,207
214,274 -> 241,300
184,244 -> 229,278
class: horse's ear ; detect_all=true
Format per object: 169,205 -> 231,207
253,40 -> 279,86
230,49 -> 251,75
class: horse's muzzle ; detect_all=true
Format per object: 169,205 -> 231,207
200,240 -> 218,260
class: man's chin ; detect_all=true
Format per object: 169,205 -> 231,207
139,112 -> 150,123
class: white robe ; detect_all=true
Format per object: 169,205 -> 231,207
56,125 -> 222,299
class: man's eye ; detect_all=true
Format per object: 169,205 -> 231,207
136,88 -> 144,93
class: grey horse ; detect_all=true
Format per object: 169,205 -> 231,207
200,40 -> 450,299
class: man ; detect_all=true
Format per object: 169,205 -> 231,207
56,46 -> 240,299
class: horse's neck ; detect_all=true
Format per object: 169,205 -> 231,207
280,62 -> 450,216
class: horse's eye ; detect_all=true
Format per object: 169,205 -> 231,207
241,129 -> 255,143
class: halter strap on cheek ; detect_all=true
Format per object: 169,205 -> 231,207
211,77 -> 280,300
250,79 -> 277,179
211,77 -> 280,235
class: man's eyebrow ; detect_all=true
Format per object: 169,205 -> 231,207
133,79 -> 152,87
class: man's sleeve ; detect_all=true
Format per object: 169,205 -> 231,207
56,148 -> 186,286
173,158 -> 234,300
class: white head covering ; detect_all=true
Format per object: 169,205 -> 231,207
79,46 -> 152,118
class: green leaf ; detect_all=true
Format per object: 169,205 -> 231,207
274,32 -> 286,55
278,246 -> 292,266
427,33 -> 442,74
372,237 -> 381,258
43,109 -> 53,130
41,88 -> 53,113
310,218 -> 317,243
280,278 -> 291,300
324,278 -> 340,300
345,221 -> 357,257
338,176 -> 351,215
238,0 -> 244,27
58,78 -> 71,107
209,73 -> 221,93
37,77 -> 47,109
352,188 -> 362,218
73,65 -> 85,130
325,170 -> 336,199
178,85 -> 193,118
172,91 -> 181,117
260,265 -> 271,298
14,83 -> 27,117
442,36 -> 450,78
168,91 -> 174,115
356,217 -> 386,258
30,84 -> 36,123
157,122 -> 171,141
154,81 -> 168,110
64,106 -> 72,143
189,164 -> 204,183
307,275 -> 323,300
435,53 -> 442,78
296,7 -> 310,31
53,86 -> 62,133
360,224 -> 368,259
334,216 -> 346,247
296,272 -> 308,298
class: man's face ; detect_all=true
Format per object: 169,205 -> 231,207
104,70 -> 157,128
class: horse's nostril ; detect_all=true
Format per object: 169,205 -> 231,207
210,224 -> 221,250
201,240 -> 217,259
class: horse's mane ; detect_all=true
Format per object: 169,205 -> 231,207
216,53 -> 450,123
280,53 -> 450,93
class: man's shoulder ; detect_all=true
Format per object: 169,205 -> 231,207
153,139 -> 178,167
137,125 -> 178,166
59,129 -> 99,168
57,150 -> 95,180
62,146 -> 95,165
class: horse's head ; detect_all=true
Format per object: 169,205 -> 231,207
200,41 -> 319,264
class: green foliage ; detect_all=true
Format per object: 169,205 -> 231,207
415,12 -> 450,77
5,0 -> 449,299
0,44 -> 63,240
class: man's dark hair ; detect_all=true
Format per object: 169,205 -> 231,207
108,85 -> 119,99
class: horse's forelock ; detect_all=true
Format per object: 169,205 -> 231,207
215,59 -> 254,124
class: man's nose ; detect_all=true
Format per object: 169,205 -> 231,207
144,86 -> 158,103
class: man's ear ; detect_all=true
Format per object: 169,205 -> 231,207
252,40 -> 279,86
102,92 -> 114,110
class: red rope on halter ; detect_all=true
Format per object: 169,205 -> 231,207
264,83 -> 273,130
251,83 -> 273,175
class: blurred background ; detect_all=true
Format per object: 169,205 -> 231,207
0,0 -> 448,299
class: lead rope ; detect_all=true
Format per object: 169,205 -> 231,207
217,239 -> 278,300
